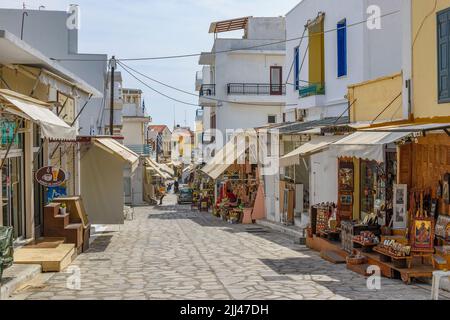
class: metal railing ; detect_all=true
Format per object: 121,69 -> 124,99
298,83 -> 325,98
199,84 -> 216,97
227,83 -> 286,96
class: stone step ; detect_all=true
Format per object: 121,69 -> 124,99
0,264 -> 41,300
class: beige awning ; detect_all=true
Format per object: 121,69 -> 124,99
145,158 -> 171,180
94,138 -> 139,171
202,136 -> 249,180
280,135 -> 342,167
0,89 -> 77,140
332,131 -> 412,162
158,163 -> 175,177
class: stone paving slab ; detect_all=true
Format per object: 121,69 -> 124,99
10,195 -> 450,300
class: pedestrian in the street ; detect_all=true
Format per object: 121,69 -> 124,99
159,184 -> 166,205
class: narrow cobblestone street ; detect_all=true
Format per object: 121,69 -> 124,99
11,195 -> 443,300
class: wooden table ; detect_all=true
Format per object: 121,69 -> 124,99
352,240 -> 378,253
373,247 -> 412,269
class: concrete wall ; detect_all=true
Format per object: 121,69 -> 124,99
122,120 -> 145,145
0,8 -> 107,135
246,17 -> 286,40
309,149 -> 338,206
285,0 -> 403,121
348,72 -> 403,122
411,0 -> 450,119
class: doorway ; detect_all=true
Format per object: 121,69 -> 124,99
270,66 -> 283,95
2,156 -> 25,239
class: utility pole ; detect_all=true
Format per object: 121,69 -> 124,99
109,56 -> 116,136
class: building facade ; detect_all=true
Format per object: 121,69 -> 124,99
284,0 -> 404,123
0,8 -> 108,136
196,17 -> 286,149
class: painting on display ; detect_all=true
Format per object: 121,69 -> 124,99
46,186 -> 67,203
393,184 -> 407,229
443,173 -> 450,205
338,161 -> 354,192
411,217 -> 435,253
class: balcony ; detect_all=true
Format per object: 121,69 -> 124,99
298,83 -> 325,98
227,83 -> 286,96
199,84 -> 216,97
126,144 -> 153,156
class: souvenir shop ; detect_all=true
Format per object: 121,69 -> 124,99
306,128 -> 450,284
200,136 -> 264,224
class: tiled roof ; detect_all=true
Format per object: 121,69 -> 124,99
149,125 -> 170,134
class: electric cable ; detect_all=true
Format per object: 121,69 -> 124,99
50,10 -> 400,62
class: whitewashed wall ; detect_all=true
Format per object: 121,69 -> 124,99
285,0 -> 403,121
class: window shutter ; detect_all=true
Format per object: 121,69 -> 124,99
337,20 -> 347,77
294,47 -> 300,89
438,10 -> 450,102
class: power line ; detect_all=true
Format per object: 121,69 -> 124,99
118,60 -> 298,107
119,62 -> 199,107
50,10 -> 400,62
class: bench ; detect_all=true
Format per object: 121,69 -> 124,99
0,226 -> 14,282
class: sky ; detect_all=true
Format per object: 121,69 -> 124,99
1,0 -> 301,129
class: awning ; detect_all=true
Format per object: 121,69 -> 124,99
158,163 -> 175,177
94,138 -> 139,171
202,135 -> 249,180
0,89 -> 77,140
145,158 -> 170,179
361,122 -> 450,133
280,135 -> 342,167
332,131 -> 412,162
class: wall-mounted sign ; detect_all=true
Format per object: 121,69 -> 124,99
35,166 -> 67,187
46,186 -> 67,203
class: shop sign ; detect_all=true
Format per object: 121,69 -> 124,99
0,120 -> 17,146
35,166 -> 67,187
46,186 -> 67,203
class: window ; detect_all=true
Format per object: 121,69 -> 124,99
268,115 -> 277,124
337,19 -> 347,77
438,8 -> 450,103
294,47 -> 300,89
270,66 -> 283,95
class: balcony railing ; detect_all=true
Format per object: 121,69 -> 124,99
227,83 -> 286,96
199,84 -> 216,97
298,83 -> 325,98
126,144 -> 153,156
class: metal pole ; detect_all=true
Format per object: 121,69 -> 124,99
21,11 -> 28,40
109,56 -> 116,136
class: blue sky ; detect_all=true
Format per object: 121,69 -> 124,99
2,0 -> 301,128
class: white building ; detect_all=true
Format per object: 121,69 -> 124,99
196,17 -> 286,149
260,0 -> 405,229
103,71 -> 124,136
120,88 -> 152,206
0,8 -> 108,136
284,0 -> 403,122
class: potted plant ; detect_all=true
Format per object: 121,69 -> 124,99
59,203 -> 67,215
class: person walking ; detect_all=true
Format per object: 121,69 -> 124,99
159,184 -> 166,205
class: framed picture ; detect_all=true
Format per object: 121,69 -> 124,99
338,161 -> 354,192
340,194 -> 353,206
443,174 -> 450,205
393,184 -> 407,229
411,217 -> 435,253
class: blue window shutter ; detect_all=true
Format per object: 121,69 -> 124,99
294,47 -> 300,89
337,19 -> 347,77
438,9 -> 450,103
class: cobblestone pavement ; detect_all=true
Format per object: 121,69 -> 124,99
12,195 -> 445,300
